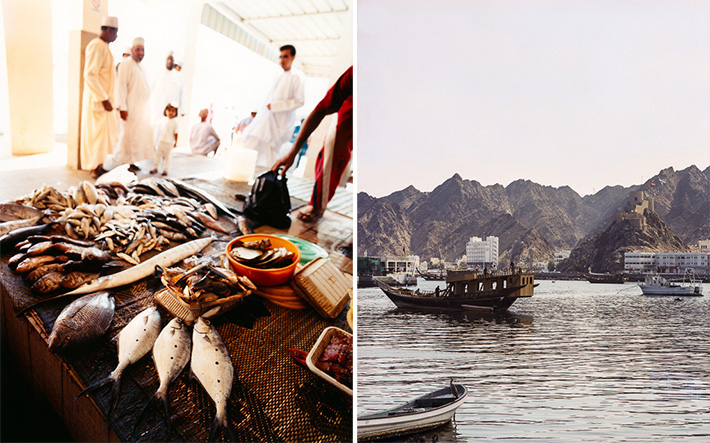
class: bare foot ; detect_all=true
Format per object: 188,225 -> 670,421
149,169 -> 157,174
297,206 -> 325,222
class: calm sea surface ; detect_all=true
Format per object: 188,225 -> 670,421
357,280 -> 710,442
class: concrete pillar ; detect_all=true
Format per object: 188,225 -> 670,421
1,0 -> 54,155
67,0 -> 108,169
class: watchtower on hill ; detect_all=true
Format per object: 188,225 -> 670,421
616,191 -> 655,229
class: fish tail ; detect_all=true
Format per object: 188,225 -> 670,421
160,392 -> 173,441
209,412 -> 237,442
74,375 -> 114,401
132,392 -> 156,437
108,373 -> 123,418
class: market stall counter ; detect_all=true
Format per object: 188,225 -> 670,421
0,175 -> 353,442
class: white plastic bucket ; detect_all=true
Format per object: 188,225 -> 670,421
224,146 -> 258,182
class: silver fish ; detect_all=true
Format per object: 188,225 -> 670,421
48,291 -> 115,354
0,216 -> 42,236
135,318 -> 192,437
75,307 -> 161,416
0,202 -> 42,222
191,317 -> 236,441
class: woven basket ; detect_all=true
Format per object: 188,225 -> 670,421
292,258 -> 352,318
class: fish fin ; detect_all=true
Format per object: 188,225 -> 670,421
161,392 -> 172,441
108,373 -> 123,418
74,375 -> 113,401
209,415 -> 238,442
132,392 -> 157,437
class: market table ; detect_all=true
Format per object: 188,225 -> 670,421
0,176 -> 353,442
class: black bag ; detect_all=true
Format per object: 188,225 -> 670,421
243,170 -> 292,229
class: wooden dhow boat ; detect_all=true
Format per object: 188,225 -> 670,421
376,268 -> 536,311
357,382 -> 468,441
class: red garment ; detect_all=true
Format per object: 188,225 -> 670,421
310,66 -> 353,209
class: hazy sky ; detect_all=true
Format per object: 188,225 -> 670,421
357,0 -> 710,198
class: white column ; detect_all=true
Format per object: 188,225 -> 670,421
1,0 -> 54,155
67,0 -> 108,169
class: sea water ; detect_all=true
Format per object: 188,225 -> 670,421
357,280 -> 710,441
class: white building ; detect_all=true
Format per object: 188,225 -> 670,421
381,255 -> 420,274
554,250 -> 571,267
695,239 -> 710,252
624,251 -> 709,275
465,236 -> 499,268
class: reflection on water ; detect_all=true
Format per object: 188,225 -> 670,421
357,280 -> 710,441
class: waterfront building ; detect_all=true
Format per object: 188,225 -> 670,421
465,236 -> 499,268
381,255 -> 420,274
624,251 -> 709,275
554,250 -> 571,267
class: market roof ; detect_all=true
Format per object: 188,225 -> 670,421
203,0 -> 351,77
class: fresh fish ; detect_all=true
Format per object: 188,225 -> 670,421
48,291 -> 115,354
0,216 -> 42,236
75,307 -> 162,416
134,318 -> 192,437
195,212 -> 237,234
0,202 -> 42,222
0,222 -> 54,249
168,178 -> 241,223
191,317 -> 237,441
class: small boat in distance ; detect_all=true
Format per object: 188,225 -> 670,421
416,268 -> 446,281
584,269 -> 628,284
357,382 -> 468,441
639,271 -> 703,296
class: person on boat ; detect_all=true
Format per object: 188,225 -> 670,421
435,286 -> 440,297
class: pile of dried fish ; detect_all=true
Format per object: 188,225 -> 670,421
229,238 -> 296,269
157,262 -> 255,307
18,181 -> 111,213
9,235 -> 115,295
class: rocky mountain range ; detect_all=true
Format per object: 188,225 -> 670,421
357,165 -> 710,268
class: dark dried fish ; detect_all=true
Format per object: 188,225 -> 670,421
32,271 -> 65,294
15,255 -> 56,273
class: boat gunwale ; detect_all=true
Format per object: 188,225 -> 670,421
357,385 -> 468,439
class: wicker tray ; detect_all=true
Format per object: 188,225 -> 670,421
292,257 -> 352,318
154,287 -> 247,325
306,326 -> 353,396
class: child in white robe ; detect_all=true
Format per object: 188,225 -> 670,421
151,104 -> 178,176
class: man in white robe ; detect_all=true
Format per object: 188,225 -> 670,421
242,45 -> 305,167
152,51 -> 187,120
106,37 -> 154,172
80,16 -> 120,179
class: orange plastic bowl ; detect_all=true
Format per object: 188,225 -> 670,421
226,234 -> 301,286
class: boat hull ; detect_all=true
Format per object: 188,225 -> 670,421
357,384 -> 468,441
377,281 -> 523,311
640,286 -> 702,296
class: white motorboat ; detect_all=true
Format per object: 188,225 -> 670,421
639,271 -> 703,296
357,382 -> 468,441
